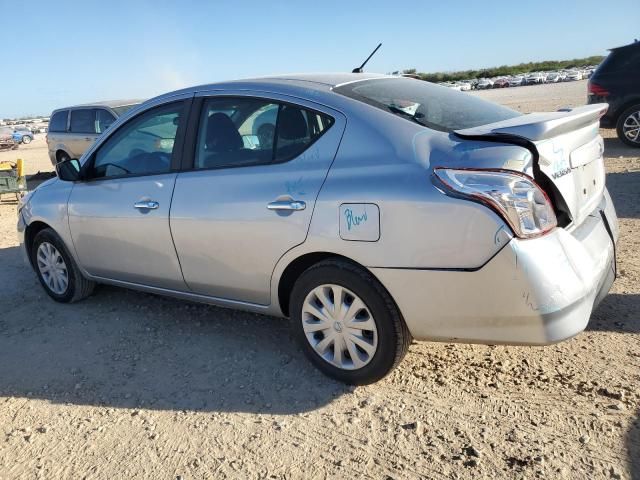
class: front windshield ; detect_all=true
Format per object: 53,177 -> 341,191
333,78 -> 521,132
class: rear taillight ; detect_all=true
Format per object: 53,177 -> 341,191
588,81 -> 609,97
433,168 -> 557,239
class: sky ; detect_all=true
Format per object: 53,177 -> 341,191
1,0 -> 638,118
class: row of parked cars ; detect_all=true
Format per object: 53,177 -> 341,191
439,67 -> 597,91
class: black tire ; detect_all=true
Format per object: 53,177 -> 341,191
616,104 -> 640,148
290,259 -> 411,385
22,135 -> 32,144
31,228 -> 95,303
56,151 -> 70,164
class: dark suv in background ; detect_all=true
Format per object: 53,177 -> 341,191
588,40 -> 640,147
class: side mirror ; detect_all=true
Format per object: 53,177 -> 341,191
55,158 -> 82,182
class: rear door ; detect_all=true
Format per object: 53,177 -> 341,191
68,108 -> 99,158
170,93 -> 345,305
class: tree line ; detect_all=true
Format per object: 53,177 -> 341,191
401,55 -> 605,82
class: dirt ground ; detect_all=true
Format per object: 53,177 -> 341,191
0,80 -> 638,479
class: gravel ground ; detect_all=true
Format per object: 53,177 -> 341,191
0,80 -> 638,479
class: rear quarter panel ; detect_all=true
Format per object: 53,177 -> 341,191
274,106 -> 519,275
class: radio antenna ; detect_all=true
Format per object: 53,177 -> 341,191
352,43 -> 382,73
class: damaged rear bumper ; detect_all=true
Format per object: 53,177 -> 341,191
371,189 -> 618,345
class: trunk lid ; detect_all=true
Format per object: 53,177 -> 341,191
455,104 -> 608,227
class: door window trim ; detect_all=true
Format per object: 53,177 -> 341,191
180,95 -> 335,173
78,98 -> 193,183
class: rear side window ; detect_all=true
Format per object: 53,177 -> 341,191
194,97 -> 334,170
96,109 -> 116,133
333,78 -> 521,132
600,48 -> 640,73
49,110 -> 68,132
70,109 -> 96,134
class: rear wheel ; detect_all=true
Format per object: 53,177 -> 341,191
616,104 -> 640,147
32,228 -> 95,303
290,259 -> 411,385
22,135 -> 32,144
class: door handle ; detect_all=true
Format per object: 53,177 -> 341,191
267,200 -> 306,211
134,200 -> 159,210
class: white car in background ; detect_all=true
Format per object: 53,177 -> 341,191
456,82 -> 472,91
525,72 -> 545,85
476,78 -> 493,89
508,76 -> 524,87
546,72 -> 561,83
565,70 -> 582,81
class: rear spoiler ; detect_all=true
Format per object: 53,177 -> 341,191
454,104 -> 608,141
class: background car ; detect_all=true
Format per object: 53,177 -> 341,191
46,100 -> 142,165
0,126 -> 17,150
546,72 -> 561,83
508,76 -> 524,87
493,78 -> 509,88
12,127 -> 34,144
588,40 -> 640,147
476,78 -> 493,89
565,70 -> 582,81
525,72 -> 545,84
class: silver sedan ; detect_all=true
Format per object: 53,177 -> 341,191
18,74 -> 618,384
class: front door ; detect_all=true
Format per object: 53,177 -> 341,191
170,94 -> 345,305
68,100 -> 189,290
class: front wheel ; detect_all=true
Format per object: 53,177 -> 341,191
616,105 -> 640,147
22,136 -> 32,144
32,228 -> 95,303
290,259 -> 411,385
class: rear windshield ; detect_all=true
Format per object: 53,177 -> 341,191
600,47 -> 640,73
111,104 -> 140,117
333,78 -> 521,132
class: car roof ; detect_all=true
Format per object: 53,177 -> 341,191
609,40 -> 640,51
209,72 -> 388,89
55,99 -> 144,110
155,72 -> 391,99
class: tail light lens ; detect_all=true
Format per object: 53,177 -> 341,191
588,81 -> 609,97
433,168 -> 557,239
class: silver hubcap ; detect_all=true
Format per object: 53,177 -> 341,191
623,111 -> 640,143
36,242 -> 68,295
302,284 -> 378,370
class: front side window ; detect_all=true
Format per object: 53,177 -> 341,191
70,109 -> 96,134
49,110 -> 68,132
333,78 -> 521,132
195,97 -> 333,169
89,102 -> 183,179
96,109 -> 116,134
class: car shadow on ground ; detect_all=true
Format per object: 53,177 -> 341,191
606,170 -> 640,219
0,244 -> 350,415
628,410 -> 640,480
589,294 -> 640,334
604,137 -> 640,160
